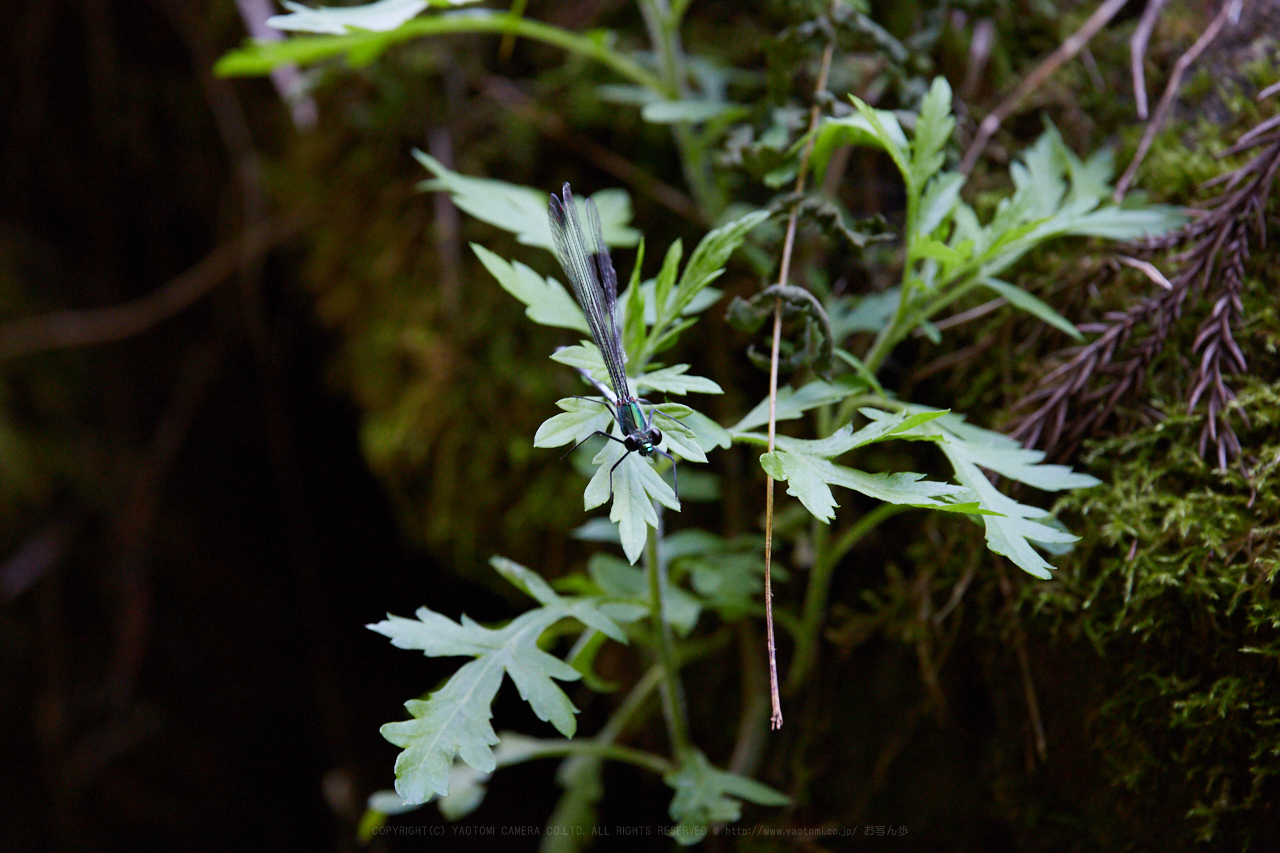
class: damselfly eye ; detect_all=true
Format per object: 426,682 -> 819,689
648,428 -> 662,445
624,435 -> 643,452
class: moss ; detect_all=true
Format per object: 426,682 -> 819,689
1016,375 -> 1280,848
874,58 -> 1280,845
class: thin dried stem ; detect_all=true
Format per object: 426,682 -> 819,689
1129,0 -> 1171,120
997,562 -> 1047,762
762,37 -> 835,731
0,216 -> 305,361
1115,0 -> 1243,201
482,76 -> 703,224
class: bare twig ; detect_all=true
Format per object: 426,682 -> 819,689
0,216 -> 305,361
960,17 -> 995,103
914,296 -> 1007,334
762,37 -> 836,731
933,553 -> 978,626
233,0 -> 318,130
1114,0 -> 1243,201
1116,255 -> 1172,290
959,0 -> 1131,176
481,76 -> 703,224
1129,0 -> 1171,120
106,338 -> 227,710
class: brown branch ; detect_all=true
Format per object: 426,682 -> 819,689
1010,115 -> 1280,467
959,0 -> 1131,176
1129,0 -> 1171,121
481,76 -> 704,224
0,216 -> 306,361
1114,0 -> 1243,201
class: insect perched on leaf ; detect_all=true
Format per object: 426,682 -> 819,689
547,183 -> 678,500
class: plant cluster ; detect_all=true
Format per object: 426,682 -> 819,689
215,0 -> 1215,846
1011,85 -> 1280,470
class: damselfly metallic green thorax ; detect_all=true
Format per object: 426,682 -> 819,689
617,399 -> 660,455
547,183 -> 676,498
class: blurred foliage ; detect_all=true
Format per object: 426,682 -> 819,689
4,0 -> 1279,848
252,0 -> 1280,846
271,40 -> 590,576
896,56 -> 1280,849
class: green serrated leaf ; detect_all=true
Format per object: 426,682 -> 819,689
652,239 -> 683,330
667,210 -> 770,323
641,99 -> 749,125
582,441 -> 679,564
534,398 -> 614,449
415,152 -> 640,250
681,547 -> 776,620
917,171 -> 965,237
665,750 -> 789,844
267,0 -> 448,36
550,344 -> 623,394
622,241 -> 647,359
1057,205 -> 1187,240
491,556 -> 634,642
376,657 -> 499,804
731,377 -> 859,433
636,365 -> 724,396
641,280 -> 722,323
646,316 -> 699,358
654,411 -> 708,464
369,561 -> 636,803
772,408 -> 948,458
848,96 -> 912,193
473,245 -> 589,333
913,236 -> 968,269
979,277 -> 1083,341
589,553 -> 702,635
810,109 -> 911,184
681,408 -> 733,451
909,76 -> 954,194
762,448 -> 975,522
884,407 -> 1101,578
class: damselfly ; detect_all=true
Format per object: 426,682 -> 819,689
547,183 -> 677,499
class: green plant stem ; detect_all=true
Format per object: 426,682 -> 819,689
646,509 -> 692,758
500,738 -> 675,776
913,276 -> 984,328
787,502 -> 911,692
637,0 -> 719,215
863,262 -> 993,377
862,284 -> 918,376
604,664 -> 664,740
545,666 -> 662,809
639,0 -> 687,99
832,393 -> 906,436
216,15 -> 664,92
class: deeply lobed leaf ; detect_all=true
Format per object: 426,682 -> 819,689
368,558 -> 635,803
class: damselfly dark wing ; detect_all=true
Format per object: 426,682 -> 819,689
547,183 -> 631,402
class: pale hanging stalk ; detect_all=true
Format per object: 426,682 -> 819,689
763,39 -> 836,731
